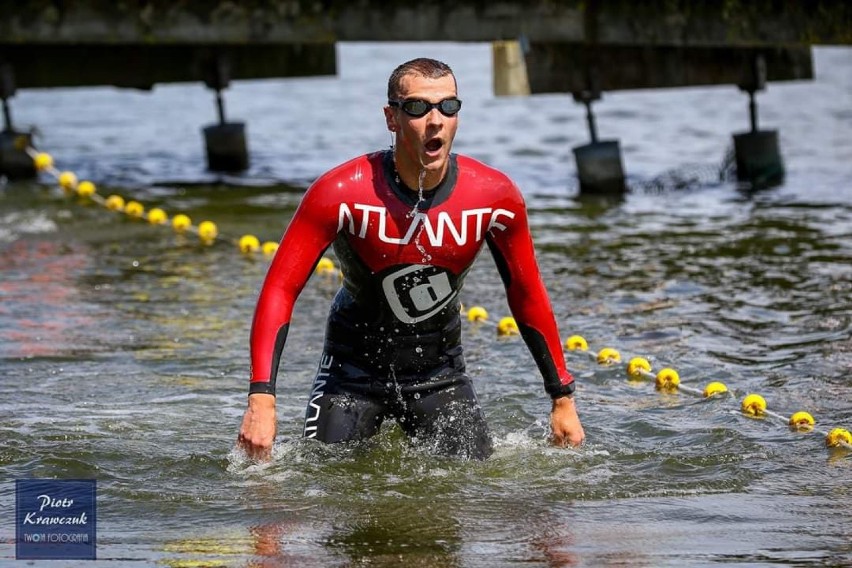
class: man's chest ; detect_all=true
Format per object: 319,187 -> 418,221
336,201 -> 515,270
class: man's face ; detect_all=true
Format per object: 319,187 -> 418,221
385,73 -> 459,187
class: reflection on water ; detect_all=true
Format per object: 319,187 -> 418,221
0,240 -> 101,359
1,44 -> 851,566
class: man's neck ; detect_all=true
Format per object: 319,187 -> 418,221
393,156 -> 445,192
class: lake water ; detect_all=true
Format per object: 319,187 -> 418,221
1,43 -> 851,567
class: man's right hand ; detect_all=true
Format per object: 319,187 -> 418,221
237,393 -> 277,461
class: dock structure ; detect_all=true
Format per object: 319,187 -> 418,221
1,1 -> 850,187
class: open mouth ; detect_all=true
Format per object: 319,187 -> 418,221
425,139 -> 443,153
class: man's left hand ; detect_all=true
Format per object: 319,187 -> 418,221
550,395 -> 585,447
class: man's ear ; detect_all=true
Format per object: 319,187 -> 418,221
384,106 -> 398,132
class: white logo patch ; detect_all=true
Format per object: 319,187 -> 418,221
382,265 -> 457,324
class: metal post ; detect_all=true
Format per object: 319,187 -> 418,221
747,90 -> 758,133
732,53 -> 782,187
2,98 -> 12,132
201,54 -> 249,171
571,88 -> 625,194
0,64 -> 15,133
584,98 -> 598,143
573,90 -> 600,144
215,89 -> 226,125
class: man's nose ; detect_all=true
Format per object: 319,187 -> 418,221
425,107 -> 443,125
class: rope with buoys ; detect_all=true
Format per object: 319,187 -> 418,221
29,149 -> 347,280
29,148 -> 282,255
460,305 -> 851,452
25,149 -> 852,450
570,334 -> 851,451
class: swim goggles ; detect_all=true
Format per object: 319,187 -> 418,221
388,98 -> 462,118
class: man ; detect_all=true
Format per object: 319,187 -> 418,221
238,58 -> 584,460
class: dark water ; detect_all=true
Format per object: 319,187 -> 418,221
1,43 -> 851,567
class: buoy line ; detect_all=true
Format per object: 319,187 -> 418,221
461,306 -> 852,452
28,148 -> 283,255
559,333 -> 850,451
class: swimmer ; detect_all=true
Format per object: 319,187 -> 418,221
238,58 -> 584,460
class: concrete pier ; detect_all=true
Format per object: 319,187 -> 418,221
1,1 -> 850,46
0,1 -> 848,89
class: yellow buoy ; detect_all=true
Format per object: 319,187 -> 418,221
33,152 -> 53,171
105,195 -> 125,211
172,214 -> 192,233
124,200 -> 145,218
147,208 -> 168,225
467,306 -> 488,322
655,368 -> 680,391
788,411 -> 815,432
564,335 -> 588,351
826,428 -> 852,448
497,317 -> 519,336
76,180 -> 96,197
239,234 -> 260,253
198,220 -> 218,243
741,394 -> 767,416
627,357 -> 651,379
58,171 -> 77,191
315,257 -> 336,274
703,381 -> 728,398
261,241 -> 279,255
596,347 -> 621,365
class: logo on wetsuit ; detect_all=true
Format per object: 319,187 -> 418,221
382,265 -> 457,323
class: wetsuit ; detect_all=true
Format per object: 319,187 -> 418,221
249,150 -> 575,459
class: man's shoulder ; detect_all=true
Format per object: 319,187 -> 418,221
303,152 -> 382,209
454,154 -> 517,189
455,154 -> 512,181
317,151 -> 383,183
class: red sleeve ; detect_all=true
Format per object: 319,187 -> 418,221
248,176 -> 340,395
486,183 -> 575,398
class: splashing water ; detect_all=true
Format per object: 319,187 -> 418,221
408,167 -> 432,262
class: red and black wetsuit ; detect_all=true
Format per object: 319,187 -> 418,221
249,150 -> 575,458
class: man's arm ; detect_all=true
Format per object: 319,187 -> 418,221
486,186 -> 584,447
238,178 -> 340,459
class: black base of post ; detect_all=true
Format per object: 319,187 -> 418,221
733,129 -> 784,188
0,130 -> 36,179
573,140 -> 626,194
203,122 -> 249,172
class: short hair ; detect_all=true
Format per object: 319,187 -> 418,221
387,58 -> 457,100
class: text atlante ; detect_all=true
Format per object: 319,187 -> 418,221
338,204 -> 515,246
